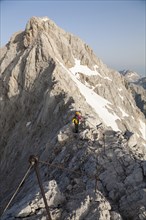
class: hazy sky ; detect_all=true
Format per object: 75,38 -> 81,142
0,0 -> 145,76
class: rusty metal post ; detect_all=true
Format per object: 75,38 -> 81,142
103,133 -> 105,154
29,155 -> 52,220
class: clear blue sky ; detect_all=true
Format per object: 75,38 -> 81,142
0,0 -> 145,76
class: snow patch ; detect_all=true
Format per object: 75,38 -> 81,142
70,59 -> 101,77
41,17 -> 49,22
26,121 -> 31,127
103,76 -> 112,81
94,65 -> 99,71
119,94 -> 124,100
139,120 -> 146,141
118,107 -> 129,117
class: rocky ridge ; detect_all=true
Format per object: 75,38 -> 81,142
0,16 -> 146,220
119,70 -> 141,83
119,70 -> 146,118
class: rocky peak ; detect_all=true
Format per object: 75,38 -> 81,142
24,16 -> 57,47
23,16 -> 100,70
119,69 -> 141,82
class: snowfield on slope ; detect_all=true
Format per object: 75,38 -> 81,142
70,59 -> 101,76
69,69 -> 121,131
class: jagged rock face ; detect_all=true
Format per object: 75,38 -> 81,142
119,70 -> 146,118
0,16 -> 146,220
129,83 -> 146,118
136,77 -> 146,90
119,69 -> 141,82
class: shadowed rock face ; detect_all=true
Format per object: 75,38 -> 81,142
119,70 -> 146,118
136,77 -> 146,90
129,83 -> 146,118
0,16 -> 146,220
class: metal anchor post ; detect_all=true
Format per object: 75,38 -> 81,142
29,155 -> 52,220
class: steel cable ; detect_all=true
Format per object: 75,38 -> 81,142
1,164 -> 33,217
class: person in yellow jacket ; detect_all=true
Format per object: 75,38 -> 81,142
72,111 -> 81,133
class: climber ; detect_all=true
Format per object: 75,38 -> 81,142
72,111 -> 82,133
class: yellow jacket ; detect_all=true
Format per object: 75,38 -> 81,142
72,117 -> 79,125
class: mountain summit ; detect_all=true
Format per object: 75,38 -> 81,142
0,16 -> 146,220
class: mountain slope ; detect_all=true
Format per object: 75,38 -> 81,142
119,70 -> 146,118
0,16 -> 146,220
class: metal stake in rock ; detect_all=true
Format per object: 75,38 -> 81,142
29,155 -> 52,220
